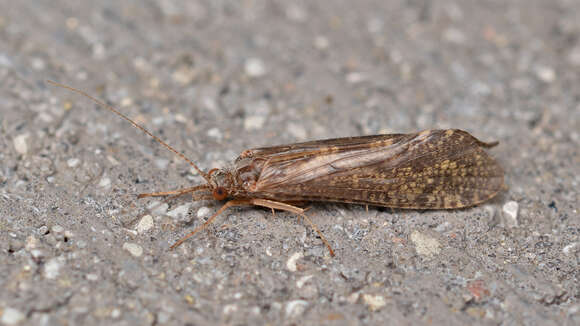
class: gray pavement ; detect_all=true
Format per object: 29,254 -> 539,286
0,0 -> 578,325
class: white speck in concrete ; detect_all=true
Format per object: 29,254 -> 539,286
285,4 -> 307,22
86,273 -> 99,281
502,201 -> 519,227
1,307 -> 25,325
31,57 -> 46,70
148,201 -> 169,216
154,158 -> 169,170
287,123 -> 307,140
347,292 -> 360,304
106,155 -> 120,166
13,133 -> 29,155
25,236 -> 39,250
286,252 -> 303,272
223,304 -> 238,315
167,204 -> 191,219
244,58 -> 266,77
563,242 -> 579,255
244,115 -> 266,130
534,66 -> 556,83
44,257 -> 62,279
157,312 -> 170,324
197,207 -> 211,219
285,300 -> 308,318
362,294 -> 387,311
0,54 -> 13,67
98,177 -> 111,189
76,240 -> 87,249
111,308 -> 121,319
314,35 -> 329,50
38,225 -> 49,235
346,72 -> 366,84
136,215 -> 154,233
410,231 -> 441,257
207,127 -> 222,140
52,225 -> 64,234
67,158 -> 81,168
296,275 -> 313,288
123,242 -> 143,257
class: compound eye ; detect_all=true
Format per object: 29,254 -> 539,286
212,187 -> 228,201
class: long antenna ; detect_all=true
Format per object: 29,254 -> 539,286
47,80 -> 211,183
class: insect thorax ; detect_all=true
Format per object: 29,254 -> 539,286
232,156 -> 265,193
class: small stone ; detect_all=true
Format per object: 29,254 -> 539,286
98,177 -> 111,188
148,201 -> 169,216
0,54 -> 13,67
1,307 -> 25,325
285,300 -> 308,318
347,292 -> 360,304
154,158 -> 169,170
31,57 -> 46,70
123,242 -> 143,257
30,249 -> 44,259
86,273 -> 99,281
296,275 -> 313,288
563,242 -> 579,255
362,294 -> 386,311
157,312 -> 170,324
136,215 -> 154,233
244,58 -> 266,77
13,133 -> 29,155
502,201 -> 519,227
38,225 -> 49,235
287,123 -> 307,140
410,231 -> 441,257
52,225 -> 64,234
111,308 -> 121,319
207,127 -> 222,140
67,158 -> 81,168
314,36 -> 329,50
25,236 -> 39,250
286,252 -> 303,272
534,66 -> 556,83
197,207 -> 211,218
167,204 -> 191,219
44,257 -> 62,279
244,116 -> 266,130
223,304 -> 238,315
285,4 -> 307,22
346,72 -> 366,84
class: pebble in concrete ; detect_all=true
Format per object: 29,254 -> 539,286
123,242 -> 143,257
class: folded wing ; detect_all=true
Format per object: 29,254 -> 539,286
250,129 -> 504,209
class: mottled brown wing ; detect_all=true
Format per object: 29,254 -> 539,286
250,129 -> 504,209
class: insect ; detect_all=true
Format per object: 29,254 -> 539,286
47,80 -> 504,257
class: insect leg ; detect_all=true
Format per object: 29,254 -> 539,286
248,199 -> 335,257
170,199 -> 253,250
137,185 -> 209,199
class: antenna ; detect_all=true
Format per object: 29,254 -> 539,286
46,80 -> 211,183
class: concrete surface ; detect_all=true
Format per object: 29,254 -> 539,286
1,0 -> 579,325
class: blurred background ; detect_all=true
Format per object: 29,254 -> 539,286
1,1 -> 578,325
